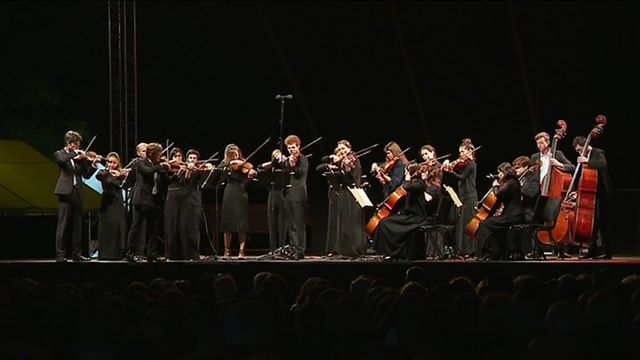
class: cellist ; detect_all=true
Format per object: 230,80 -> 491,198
476,162 -> 524,260
572,136 -> 612,259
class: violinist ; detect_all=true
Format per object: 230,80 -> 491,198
531,132 -> 575,184
121,142 -> 148,191
282,135 -> 309,260
258,149 -> 287,254
164,148 -> 194,260
218,144 -> 255,258
418,145 -> 443,188
572,136 -> 612,259
125,142 -> 171,262
442,138 -> 478,258
374,161 -> 441,260
319,140 -> 366,258
370,141 -> 408,198
95,152 -> 128,260
476,162 -> 524,261
53,130 -> 100,262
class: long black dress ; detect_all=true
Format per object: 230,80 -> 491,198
96,170 -> 126,260
318,156 -> 367,257
445,160 -> 478,256
219,164 -> 251,233
164,171 -> 203,260
374,178 -> 441,260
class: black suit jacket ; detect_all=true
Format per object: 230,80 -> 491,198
53,149 -> 95,196
284,154 -> 308,202
531,149 -> 575,176
585,147 -> 613,198
132,158 -> 165,209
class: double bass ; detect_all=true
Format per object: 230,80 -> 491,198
558,115 -> 607,247
537,120 -> 573,245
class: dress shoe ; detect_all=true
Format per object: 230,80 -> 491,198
72,255 -> 91,262
55,257 -> 67,263
596,253 -> 612,260
127,255 -> 143,263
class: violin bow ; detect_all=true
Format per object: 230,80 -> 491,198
300,136 -> 322,153
84,135 -> 97,152
243,137 -> 271,163
161,142 -> 175,155
354,143 -> 379,156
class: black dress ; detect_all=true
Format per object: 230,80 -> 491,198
445,160 -> 478,256
374,178 -> 441,260
219,165 -> 251,233
318,156 -> 367,257
96,170 -> 126,260
164,171 -> 202,260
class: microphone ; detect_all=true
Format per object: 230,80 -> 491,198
275,94 -> 293,100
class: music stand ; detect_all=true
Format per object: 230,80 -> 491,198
323,170 -> 352,192
255,169 -> 290,192
201,168 -> 226,255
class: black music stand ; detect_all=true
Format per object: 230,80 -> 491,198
201,168 -> 226,255
255,169 -> 290,192
323,170 -> 353,193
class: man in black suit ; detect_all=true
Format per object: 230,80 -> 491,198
573,136 -> 613,259
282,135 -> 309,260
530,131 -> 575,181
54,130 -> 98,262
125,142 -> 170,262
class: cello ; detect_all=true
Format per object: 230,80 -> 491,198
537,120 -> 573,245
564,115 -> 607,247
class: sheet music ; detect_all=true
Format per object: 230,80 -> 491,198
444,185 -> 463,208
348,187 -> 374,208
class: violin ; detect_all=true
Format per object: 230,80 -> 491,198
108,168 -> 131,179
229,159 -> 257,179
84,151 -> 107,164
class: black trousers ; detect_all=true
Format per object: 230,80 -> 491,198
283,198 -> 306,255
55,190 -> 83,259
126,204 -> 161,258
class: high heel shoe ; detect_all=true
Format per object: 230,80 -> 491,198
238,250 -> 246,259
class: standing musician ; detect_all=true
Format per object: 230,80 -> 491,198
218,144 -> 257,258
282,135 -> 309,260
531,132 -> 575,183
164,148 -> 210,260
370,141 -> 408,198
125,142 -> 171,262
442,138 -> 478,258
572,136 -> 612,259
476,162 -> 525,260
53,130 -> 100,262
374,162 -> 441,260
258,149 -> 287,254
318,140 -> 367,258
96,152 -> 129,260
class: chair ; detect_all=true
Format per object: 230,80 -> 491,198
420,195 -> 456,259
509,196 -> 564,260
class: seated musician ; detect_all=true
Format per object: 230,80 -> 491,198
476,162 -> 525,260
374,162 -> 441,260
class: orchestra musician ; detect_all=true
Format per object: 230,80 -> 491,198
531,131 -> 575,183
53,130 -> 100,262
258,149 -> 287,254
318,140 -> 367,258
442,138 -> 478,258
218,144 -> 257,258
164,148 -> 210,260
125,142 -> 171,262
418,145 -> 443,187
370,141 -> 408,198
476,162 -> 524,260
572,136 -> 612,259
510,155 -> 541,259
95,152 -> 128,260
374,161 -> 441,260
282,135 -> 309,260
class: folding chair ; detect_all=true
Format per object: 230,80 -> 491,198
421,195 -> 456,259
509,196 -> 564,260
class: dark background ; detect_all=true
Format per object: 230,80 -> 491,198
1,1 -> 638,255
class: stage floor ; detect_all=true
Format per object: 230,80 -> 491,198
2,254 -> 640,295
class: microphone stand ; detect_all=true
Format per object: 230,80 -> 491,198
279,98 -> 285,152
